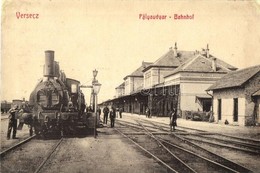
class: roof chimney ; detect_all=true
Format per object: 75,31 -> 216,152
142,61 -> 146,67
212,57 -> 217,71
174,42 -> 178,57
206,44 -> 210,58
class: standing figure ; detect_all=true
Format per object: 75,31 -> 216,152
119,107 -> 123,118
97,107 -> 101,124
97,107 -> 101,116
116,108 -> 119,118
109,107 -> 116,128
7,105 -> 19,139
103,105 -> 109,124
170,108 -> 177,131
146,107 -> 150,118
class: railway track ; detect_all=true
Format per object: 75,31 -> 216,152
116,118 -> 254,173
1,135 -> 63,173
135,117 -> 260,155
0,135 -> 36,158
34,138 -> 63,173
115,123 -> 181,173
181,134 -> 260,155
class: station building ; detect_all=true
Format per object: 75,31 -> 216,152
104,43 -> 237,118
207,65 -> 260,126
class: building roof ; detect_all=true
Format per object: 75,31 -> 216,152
195,94 -> 212,99
124,61 -> 152,79
143,49 -> 195,72
153,49 -> 194,66
207,65 -> 260,91
252,89 -> 260,96
115,82 -> 125,89
143,46 -> 237,73
164,54 -> 235,77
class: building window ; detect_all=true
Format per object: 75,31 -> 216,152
218,99 -> 222,120
233,98 -> 238,122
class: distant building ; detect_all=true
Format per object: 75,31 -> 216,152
12,99 -> 24,109
123,61 -> 152,95
1,100 -> 12,113
1,98 -> 27,113
207,65 -> 260,126
107,43 -> 237,117
143,44 -> 194,89
115,82 -> 125,98
114,61 -> 152,114
164,45 -> 236,116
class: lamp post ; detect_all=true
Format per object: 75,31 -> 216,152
92,69 -> 101,138
92,69 -> 98,111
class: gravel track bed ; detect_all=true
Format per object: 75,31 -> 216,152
1,139 -> 59,173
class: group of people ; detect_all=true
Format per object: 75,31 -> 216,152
102,105 -> 115,127
102,106 -> 123,128
6,103 -> 34,140
6,102 -> 177,139
101,105 -> 177,131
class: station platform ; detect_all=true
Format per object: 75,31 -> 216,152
117,112 -> 260,140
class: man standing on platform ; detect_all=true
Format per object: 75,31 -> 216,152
109,107 -> 116,128
170,108 -> 177,131
103,105 -> 109,124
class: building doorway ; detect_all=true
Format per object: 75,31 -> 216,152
195,95 -> 212,112
218,99 -> 222,121
233,98 -> 238,122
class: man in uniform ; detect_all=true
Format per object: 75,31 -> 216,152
109,107 -> 116,128
103,105 -> 109,124
7,105 -> 19,139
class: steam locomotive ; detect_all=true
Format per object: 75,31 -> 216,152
25,50 -> 95,137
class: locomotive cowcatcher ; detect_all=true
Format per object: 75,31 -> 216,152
25,50 -> 95,137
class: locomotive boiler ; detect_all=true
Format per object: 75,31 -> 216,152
27,50 -> 95,137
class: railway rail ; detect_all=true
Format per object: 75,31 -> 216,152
34,138 -> 63,173
1,135 -> 63,173
116,118 -> 254,173
0,135 -> 36,158
181,134 -> 260,155
132,117 -> 260,155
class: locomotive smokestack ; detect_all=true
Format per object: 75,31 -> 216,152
44,50 -> 55,77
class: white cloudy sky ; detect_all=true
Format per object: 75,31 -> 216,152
1,0 -> 260,103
